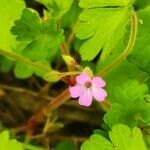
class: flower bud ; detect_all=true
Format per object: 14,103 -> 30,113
44,71 -> 61,82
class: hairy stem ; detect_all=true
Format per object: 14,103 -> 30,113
61,71 -> 81,77
60,43 -> 69,55
60,21 -> 80,72
61,43 -> 76,73
0,48 -> 51,73
0,48 -> 71,84
97,10 -> 138,77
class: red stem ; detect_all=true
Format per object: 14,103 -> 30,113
24,89 -> 70,133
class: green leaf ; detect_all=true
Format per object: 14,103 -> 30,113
76,0 -> 134,61
55,140 -> 75,150
0,130 -> 23,150
0,56 -> 13,72
129,6 -> 150,73
0,130 -> 45,150
11,8 -> 64,60
81,134 -> 113,150
11,9 -> 41,42
135,0 -> 150,9
14,62 -> 34,79
22,143 -> 45,150
61,1 -> 81,28
11,8 -> 63,78
79,0 -> 135,8
143,128 -> 150,148
34,59 -> 51,77
36,0 -> 73,19
96,40 -> 125,72
81,124 -> 147,150
0,0 -> 25,51
104,80 -> 150,127
109,124 -> 147,150
109,80 -> 148,104
102,60 -> 148,93
14,59 -> 51,79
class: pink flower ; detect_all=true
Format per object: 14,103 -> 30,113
69,73 -> 107,106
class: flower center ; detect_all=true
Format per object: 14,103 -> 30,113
85,81 -> 92,88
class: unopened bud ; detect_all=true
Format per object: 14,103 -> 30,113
44,71 -> 61,82
62,55 -> 75,65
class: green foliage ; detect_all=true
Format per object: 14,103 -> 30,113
55,140 -> 75,150
76,0 -> 134,61
0,1 -> 150,149
81,124 -> 147,150
129,6 -> 150,73
11,8 -> 64,78
0,0 -> 25,51
104,80 -> 150,127
0,130 -> 46,150
143,128 -> 150,148
135,0 -> 150,9
11,8 -> 64,60
79,0 -> 135,8
0,130 -> 23,150
0,56 -> 13,72
36,0 -> 73,19
14,59 -> 50,78
61,1 -> 81,28
102,60 -> 148,90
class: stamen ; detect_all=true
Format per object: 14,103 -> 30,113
85,81 -> 92,88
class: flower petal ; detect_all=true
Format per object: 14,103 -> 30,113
79,88 -> 93,106
92,86 -> 107,102
92,77 -> 106,88
76,73 -> 91,85
69,85 -> 81,98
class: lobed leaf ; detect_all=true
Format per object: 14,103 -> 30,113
76,0 -> 134,61
11,8 -> 64,78
104,80 -> 150,127
81,124 -> 147,150
79,0 -> 135,8
0,0 -> 25,51
36,0 -> 73,19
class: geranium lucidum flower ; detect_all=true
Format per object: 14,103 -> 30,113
69,73 -> 107,106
